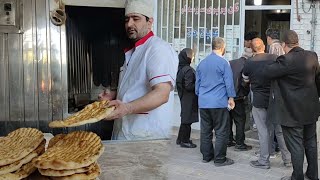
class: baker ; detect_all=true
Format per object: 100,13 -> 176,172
99,0 -> 178,140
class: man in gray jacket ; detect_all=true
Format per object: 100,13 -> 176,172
265,28 -> 292,167
266,28 -> 285,56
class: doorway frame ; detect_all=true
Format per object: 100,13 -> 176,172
239,1 -> 293,54
61,0 -> 158,35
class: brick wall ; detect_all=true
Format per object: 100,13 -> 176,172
291,0 -> 320,58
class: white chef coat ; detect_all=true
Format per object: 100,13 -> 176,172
112,31 -> 178,140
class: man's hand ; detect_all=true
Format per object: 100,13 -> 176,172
104,100 -> 133,120
228,97 -> 235,110
98,89 -> 117,101
103,82 -> 171,120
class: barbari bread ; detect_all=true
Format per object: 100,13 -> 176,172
49,163 -> 100,180
49,100 -> 115,128
0,140 -> 45,175
38,162 -> 96,177
34,131 -> 104,170
0,128 -> 44,166
47,134 -> 66,149
0,157 -> 39,180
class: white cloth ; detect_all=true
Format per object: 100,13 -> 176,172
125,0 -> 154,18
112,32 -> 178,140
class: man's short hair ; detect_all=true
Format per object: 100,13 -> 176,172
251,38 -> 265,52
212,37 -> 225,50
244,31 -> 259,41
281,30 -> 299,48
265,28 -> 280,40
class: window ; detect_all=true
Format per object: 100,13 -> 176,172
157,0 -> 241,63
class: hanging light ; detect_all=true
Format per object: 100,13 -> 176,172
254,0 -> 262,5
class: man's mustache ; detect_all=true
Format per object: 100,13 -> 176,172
127,28 -> 137,33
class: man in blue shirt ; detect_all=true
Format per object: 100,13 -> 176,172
196,37 -> 236,166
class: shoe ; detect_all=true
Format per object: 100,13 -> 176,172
202,157 -> 213,163
180,142 -> 197,148
234,144 -> 253,151
284,162 -> 292,167
270,153 -> 277,159
176,139 -> 181,145
252,124 -> 257,131
280,176 -> 291,180
254,151 -> 277,159
249,160 -> 270,169
254,150 -> 259,156
304,173 -> 311,180
227,140 -> 236,147
214,158 -> 234,167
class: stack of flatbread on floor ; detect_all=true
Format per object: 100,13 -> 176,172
49,100 -> 115,128
0,128 -> 45,180
35,131 -> 104,180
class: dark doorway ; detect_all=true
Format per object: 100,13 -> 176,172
64,6 -> 128,140
245,9 -> 290,48
245,0 -> 291,5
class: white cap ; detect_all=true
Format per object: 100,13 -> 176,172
125,0 -> 154,18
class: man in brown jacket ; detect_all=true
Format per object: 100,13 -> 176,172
262,30 -> 320,180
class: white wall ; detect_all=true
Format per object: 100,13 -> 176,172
291,0 -> 320,57
291,0 -> 320,156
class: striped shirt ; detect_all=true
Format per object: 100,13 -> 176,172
269,40 -> 285,56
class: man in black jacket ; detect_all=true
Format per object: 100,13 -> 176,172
228,48 -> 253,151
243,38 -> 278,169
262,30 -> 320,180
228,31 -> 258,147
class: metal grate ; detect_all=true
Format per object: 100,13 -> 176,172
157,0 -> 241,64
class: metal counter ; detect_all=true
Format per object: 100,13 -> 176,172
98,140 -> 169,180
28,139 -> 170,180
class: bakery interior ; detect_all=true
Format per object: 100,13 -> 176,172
0,1 -> 129,140
0,0 -> 169,179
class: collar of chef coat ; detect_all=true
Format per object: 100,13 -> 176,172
124,31 -> 154,53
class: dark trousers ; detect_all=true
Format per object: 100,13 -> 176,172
200,108 -> 230,163
229,100 -> 246,145
282,123 -> 318,180
177,123 -> 192,143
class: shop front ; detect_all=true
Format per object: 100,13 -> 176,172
156,0 -> 241,64
156,0 -> 298,63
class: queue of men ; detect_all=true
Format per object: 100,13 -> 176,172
196,29 -> 320,180
96,1 -> 319,179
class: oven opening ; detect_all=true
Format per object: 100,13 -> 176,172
65,6 -> 127,139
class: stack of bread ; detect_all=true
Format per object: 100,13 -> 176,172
0,128 -> 45,180
35,131 -> 104,180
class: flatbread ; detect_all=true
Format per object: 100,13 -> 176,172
47,134 -> 66,149
0,157 -> 38,180
0,128 -> 44,166
49,100 -> 115,128
49,163 -> 100,180
34,131 -> 104,170
0,140 -> 45,175
38,162 -> 96,177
